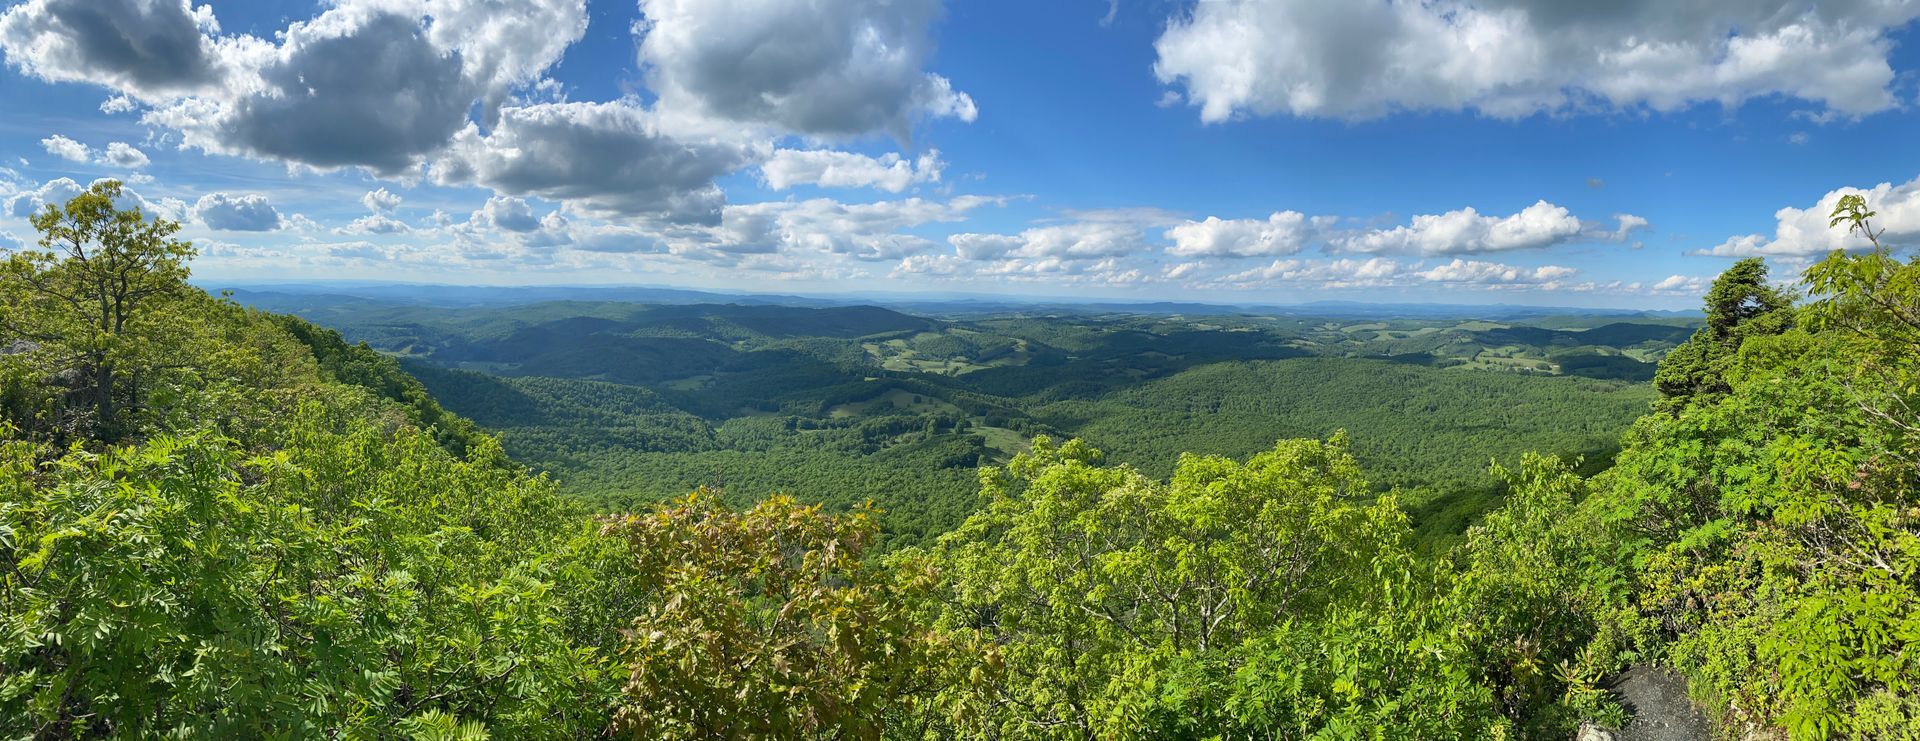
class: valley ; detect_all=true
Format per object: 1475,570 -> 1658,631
236,287 -> 1676,546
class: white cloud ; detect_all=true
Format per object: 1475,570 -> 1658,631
193,192 -> 283,231
1414,258 -> 1576,284
894,252 -> 1153,286
519,211 -> 573,247
336,214 -> 412,235
950,221 -> 1151,262
322,240 -> 396,261
432,101 -> 758,223
103,141 -> 148,168
743,196 -> 988,262
949,233 -> 1023,260
1653,274 -> 1711,294
472,195 -> 542,232
4,177 -> 84,217
149,9 -> 475,174
0,0 -> 226,99
761,149 -> 942,192
637,0 -> 975,138
99,94 -> 136,113
40,134 -> 91,161
4,177 -> 180,221
1333,200 -> 1586,255
37,136 -> 152,169
1702,175 -> 1920,257
1610,213 -> 1650,242
1153,0 -> 1920,122
1203,255 -> 1578,290
584,195 -> 999,268
1221,257 -> 1404,288
1165,211 -> 1332,258
918,218 -> 1161,281
362,187 -> 402,213
14,0 -> 589,174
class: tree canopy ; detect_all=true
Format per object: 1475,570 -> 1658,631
2,186 -> 1917,738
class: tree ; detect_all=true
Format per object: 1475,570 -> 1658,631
1704,258 -> 1792,339
1587,195 -> 1920,737
912,435 -> 1506,738
1654,258 -> 1792,409
0,181 -> 195,442
602,493 -> 946,739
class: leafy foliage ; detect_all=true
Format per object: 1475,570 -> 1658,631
903,436 -> 1520,738
1568,200 -> 1920,738
604,494 -> 947,739
0,180 -> 196,443
7,185 -> 1919,739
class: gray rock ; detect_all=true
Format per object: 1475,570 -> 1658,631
1605,664 -> 1713,741
1577,722 -> 1617,741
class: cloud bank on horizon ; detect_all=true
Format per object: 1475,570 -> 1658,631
0,0 -> 1916,307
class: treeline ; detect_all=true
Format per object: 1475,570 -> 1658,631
2,183 -> 1916,737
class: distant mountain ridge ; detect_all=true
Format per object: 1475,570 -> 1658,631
216,281 -> 1700,321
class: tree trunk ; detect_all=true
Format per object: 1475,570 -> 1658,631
93,359 -> 113,440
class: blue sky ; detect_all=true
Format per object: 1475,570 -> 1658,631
2,0 -> 1918,308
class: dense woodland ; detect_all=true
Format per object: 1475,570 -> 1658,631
3,182 -> 1918,738
242,278 -> 1670,548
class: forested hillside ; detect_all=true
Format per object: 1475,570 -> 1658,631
240,285 -> 1670,547
4,184 -> 1917,738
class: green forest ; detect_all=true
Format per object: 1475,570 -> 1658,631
241,276 -> 1674,549
4,182 -> 1919,738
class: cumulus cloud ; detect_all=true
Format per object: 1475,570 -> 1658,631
38,136 -> 153,169
6,0 -> 976,226
1414,258 -> 1576,284
14,0 -> 589,174
1610,213 -> 1650,242
1653,274 -> 1711,294
1153,0 -> 1920,122
949,233 -> 1023,260
472,195 -> 543,232
519,211 -> 573,247
1205,255 -> 1577,290
588,195 -> 999,267
433,101 -> 758,223
1165,211 -> 1333,258
4,177 -> 85,217
153,11 -> 476,174
910,218 -> 1162,281
1221,257 -> 1404,288
1333,200 -> 1588,255
337,214 -> 412,235
4,176 -> 180,220
1703,175 -> 1920,257
193,192 -> 283,231
741,196 -> 990,262
894,252 -> 1152,286
0,0 -> 224,98
637,0 -> 975,138
322,240 -> 396,261
761,149 -> 943,192
40,134 -> 90,161
103,141 -> 148,168
360,188 -> 401,214
950,221 -> 1152,262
